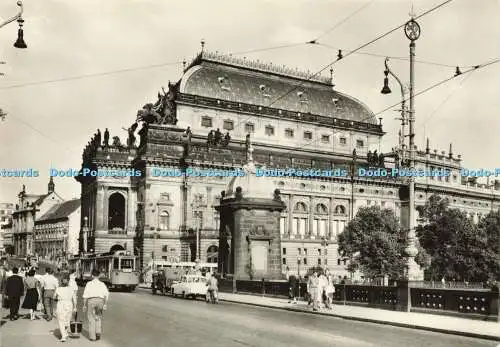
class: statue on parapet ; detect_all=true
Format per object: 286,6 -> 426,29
136,103 -> 162,124
112,136 -> 122,147
214,128 -> 222,145
104,128 -> 110,147
207,130 -> 214,149
96,129 -> 102,146
127,123 -> 138,148
245,133 -> 254,162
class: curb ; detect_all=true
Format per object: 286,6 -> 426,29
219,298 -> 500,342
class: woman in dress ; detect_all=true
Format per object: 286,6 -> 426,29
21,269 -> 40,320
53,275 -> 77,342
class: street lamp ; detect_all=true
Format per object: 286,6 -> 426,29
0,1 -> 27,48
82,216 -> 89,253
297,257 -> 301,299
381,15 -> 421,279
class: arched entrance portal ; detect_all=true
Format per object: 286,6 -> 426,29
108,193 -> 126,230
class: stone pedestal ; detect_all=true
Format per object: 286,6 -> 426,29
216,188 -> 286,281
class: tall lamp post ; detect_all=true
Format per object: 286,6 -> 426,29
82,216 -> 89,253
381,14 -> 421,280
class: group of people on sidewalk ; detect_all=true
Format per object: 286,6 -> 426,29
2,265 -> 110,343
286,267 -> 336,311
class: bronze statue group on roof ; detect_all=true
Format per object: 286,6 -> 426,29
207,128 -> 231,149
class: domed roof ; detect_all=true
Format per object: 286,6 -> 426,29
179,51 -> 376,124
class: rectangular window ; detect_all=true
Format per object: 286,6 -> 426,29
298,248 -> 302,255
339,137 -> 347,145
318,248 -> 322,256
321,135 -> 330,143
282,248 -> 286,255
223,120 -> 234,131
244,123 -> 255,133
201,116 -> 212,128
324,249 -> 328,256
265,126 -> 275,136
303,248 -> 307,255
285,129 -> 294,138
356,140 -> 364,148
318,259 -> 321,265
303,258 -> 307,265
282,258 -> 287,265
324,259 -> 328,265
303,131 -> 312,140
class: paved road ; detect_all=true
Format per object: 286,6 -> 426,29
2,288 -> 498,347
80,289 -> 497,347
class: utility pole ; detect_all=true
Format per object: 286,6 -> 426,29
404,12 -> 421,280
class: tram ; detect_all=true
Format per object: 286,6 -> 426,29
68,250 -> 139,291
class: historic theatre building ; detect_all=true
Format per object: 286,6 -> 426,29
76,51 -> 500,277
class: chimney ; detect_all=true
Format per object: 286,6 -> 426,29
48,177 -> 55,193
426,138 -> 430,154
449,143 -> 453,158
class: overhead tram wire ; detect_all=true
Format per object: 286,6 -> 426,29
310,0 -> 374,42
0,60 -> 184,90
373,58 -> 500,117
316,42 -> 472,69
419,72 -> 474,135
262,57 -> 500,163
0,0 -> 454,159
224,0 -> 455,142
265,0 -> 455,109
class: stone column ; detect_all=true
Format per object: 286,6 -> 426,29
103,186 -> 109,231
96,186 -> 105,230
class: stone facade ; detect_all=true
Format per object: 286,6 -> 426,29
76,51 -> 500,278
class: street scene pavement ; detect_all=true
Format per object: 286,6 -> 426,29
2,288 -> 498,347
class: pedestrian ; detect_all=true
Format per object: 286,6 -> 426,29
318,270 -> 328,309
53,275 -> 77,342
286,267 -> 298,304
4,267 -> 24,320
206,273 -> 218,304
324,269 -> 335,310
204,270 -> 211,302
22,269 -> 41,320
82,269 -> 109,342
42,267 -> 59,321
307,271 -> 320,311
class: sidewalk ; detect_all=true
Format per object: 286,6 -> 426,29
0,311 -> 112,347
216,292 -> 500,341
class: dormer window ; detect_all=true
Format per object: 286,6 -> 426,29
244,123 -> 255,133
356,140 -> 364,148
339,137 -> 347,145
321,135 -> 330,143
303,131 -> 312,140
218,76 -> 230,91
259,84 -> 271,98
285,129 -> 294,138
223,120 -> 234,131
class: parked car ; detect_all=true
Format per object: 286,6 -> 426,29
171,275 -> 207,299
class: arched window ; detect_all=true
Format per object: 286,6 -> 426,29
334,205 -> 346,215
159,211 -> 169,230
293,202 -> 308,237
108,193 -> 125,230
294,202 -> 308,213
315,204 -> 328,214
207,245 -> 218,263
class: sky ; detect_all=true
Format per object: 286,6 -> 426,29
0,0 -> 499,203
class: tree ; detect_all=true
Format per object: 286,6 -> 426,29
416,194 -> 499,282
338,206 -> 408,280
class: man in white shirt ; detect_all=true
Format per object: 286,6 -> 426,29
83,269 -> 109,342
42,268 -> 59,321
